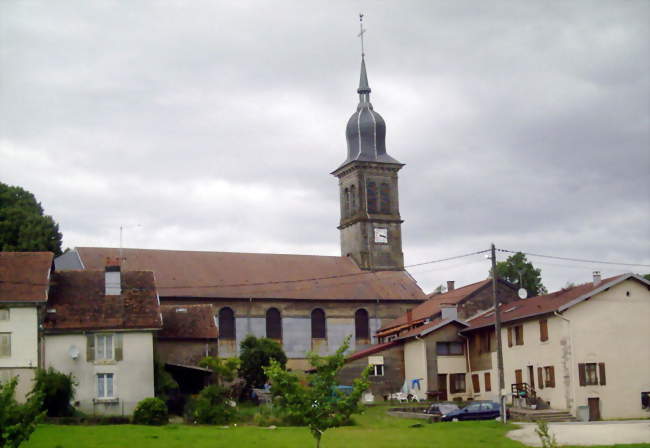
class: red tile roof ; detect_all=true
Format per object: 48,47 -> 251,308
379,279 -> 492,332
43,270 -> 162,331
465,274 -> 633,331
346,340 -> 401,362
159,304 -> 218,340
73,247 -> 427,302
0,252 -> 52,303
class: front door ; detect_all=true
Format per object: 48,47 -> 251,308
588,397 -> 601,421
438,374 -> 448,401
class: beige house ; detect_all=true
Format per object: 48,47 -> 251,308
43,261 -> 162,415
463,273 -> 650,420
0,252 -> 53,401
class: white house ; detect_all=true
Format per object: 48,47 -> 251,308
0,252 -> 53,401
43,259 -> 162,415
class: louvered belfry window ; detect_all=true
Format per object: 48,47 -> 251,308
266,308 -> 282,340
219,307 -> 236,340
366,181 -> 378,213
355,308 -> 370,341
311,308 -> 326,339
380,183 -> 390,214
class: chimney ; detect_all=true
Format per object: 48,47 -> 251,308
105,257 -> 121,296
592,271 -> 601,286
440,303 -> 458,321
406,309 -> 413,323
446,280 -> 455,292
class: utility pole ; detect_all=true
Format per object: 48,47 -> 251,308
491,243 -> 506,423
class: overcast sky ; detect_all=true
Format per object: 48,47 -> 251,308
1,0 -> 648,293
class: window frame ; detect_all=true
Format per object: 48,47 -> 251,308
310,308 -> 326,339
95,334 -> 114,361
0,333 -> 11,357
0,308 -> 9,321
354,308 -> 370,342
514,325 -> 524,346
218,307 -> 236,340
539,319 -> 549,342
449,373 -> 466,393
265,307 -> 282,341
584,363 -> 598,386
96,373 -> 114,399
436,341 -> 464,356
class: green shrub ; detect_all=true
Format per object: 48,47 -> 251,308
252,404 -> 282,427
0,376 -> 44,448
191,385 -> 237,424
133,397 -> 169,425
31,367 -> 76,417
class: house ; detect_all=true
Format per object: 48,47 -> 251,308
42,260 -> 162,415
0,252 -> 53,401
462,272 -> 650,420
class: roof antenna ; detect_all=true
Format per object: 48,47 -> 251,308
358,13 -> 366,58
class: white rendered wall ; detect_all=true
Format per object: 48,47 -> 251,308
0,306 -> 38,402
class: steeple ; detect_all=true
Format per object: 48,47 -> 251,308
358,56 -> 371,94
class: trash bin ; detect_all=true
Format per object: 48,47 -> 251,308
576,405 -> 589,422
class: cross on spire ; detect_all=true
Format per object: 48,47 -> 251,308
358,13 -> 366,58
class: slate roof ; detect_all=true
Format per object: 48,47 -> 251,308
43,270 -> 162,331
0,252 -> 53,303
378,279 -> 493,333
159,304 -> 218,340
72,247 -> 427,302
464,273 -> 645,331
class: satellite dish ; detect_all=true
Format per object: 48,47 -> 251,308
518,288 -> 528,299
68,345 -> 80,360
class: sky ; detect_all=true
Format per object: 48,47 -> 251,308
1,0 -> 648,294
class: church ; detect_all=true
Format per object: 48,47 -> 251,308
55,54 -> 427,370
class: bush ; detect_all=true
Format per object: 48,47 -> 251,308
0,376 -> 44,448
191,385 -> 237,424
252,404 -> 282,427
133,397 -> 168,425
239,336 -> 287,395
31,367 -> 76,417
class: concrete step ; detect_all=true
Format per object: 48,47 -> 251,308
509,409 -> 578,422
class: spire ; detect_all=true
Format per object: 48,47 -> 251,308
358,56 -> 371,94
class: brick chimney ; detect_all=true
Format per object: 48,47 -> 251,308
592,271 -> 601,286
446,280 -> 455,292
105,257 -> 121,296
440,303 -> 458,321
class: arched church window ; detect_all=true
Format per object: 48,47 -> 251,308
366,182 -> 378,213
266,308 -> 282,340
355,308 -> 370,343
218,307 -> 236,340
350,185 -> 357,214
343,188 -> 350,218
311,308 -> 326,339
380,183 -> 390,214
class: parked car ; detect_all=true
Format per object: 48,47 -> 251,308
440,401 -> 502,421
425,402 -> 460,416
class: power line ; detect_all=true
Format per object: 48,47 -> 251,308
497,248 -> 650,268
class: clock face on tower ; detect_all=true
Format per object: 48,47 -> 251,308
374,228 -> 388,244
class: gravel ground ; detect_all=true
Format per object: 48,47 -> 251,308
507,420 -> 650,446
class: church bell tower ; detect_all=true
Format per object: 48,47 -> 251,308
331,53 -> 405,271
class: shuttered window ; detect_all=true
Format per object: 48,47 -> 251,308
472,374 -> 480,393
450,374 -> 466,393
598,363 -> 606,386
95,334 -> 114,360
219,307 -> 236,340
266,308 -> 282,340
544,366 -> 555,388
355,309 -> 370,341
515,325 -> 524,345
539,319 -> 548,342
311,308 -> 326,339
366,182 -> 378,213
484,372 -> 491,392
538,367 -> 544,389
0,333 -> 10,357
579,363 -> 599,386
379,183 -> 390,214
507,327 -> 513,347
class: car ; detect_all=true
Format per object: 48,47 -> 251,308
425,402 -> 460,416
440,401 -> 502,422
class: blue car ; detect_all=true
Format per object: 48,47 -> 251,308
440,401 -> 502,421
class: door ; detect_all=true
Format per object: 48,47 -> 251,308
528,365 -> 535,389
515,369 -> 523,385
588,397 -> 601,421
438,374 -> 448,401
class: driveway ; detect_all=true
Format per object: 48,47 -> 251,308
507,420 -> 650,446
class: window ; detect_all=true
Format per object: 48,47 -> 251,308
97,373 -> 114,398
369,356 -> 384,376
0,308 -> 8,320
379,183 -> 390,214
0,333 -> 10,357
449,374 -> 466,393
355,309 -> 369,343
436,341 -> 464,356
538,367 -> 544,390
266,308 -> 282,340
544,366 -> 555,388
484,372 -> 492,392
343,188 -> 350,217
539,319 -> 548,342
366,181 -> 378,213
218,307 -> 236,340
350,185 -> 357,213
642,392 -> 649,409
508,325 -> 524,346
472,374 -> 480,393
466,403 -> 482,412
95,334 -> 114,360
311,308 -> 326,339
579,362 -> 606,386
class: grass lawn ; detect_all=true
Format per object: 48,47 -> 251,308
22,405 -> 650,448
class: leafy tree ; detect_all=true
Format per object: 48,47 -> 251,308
0,377 -> 44,448
30,367 -> 76,417
493,252 -> 547,297
642,273 -> 650,282
198,356 -> 240,387
153,357 -> 178,401
264,336 -> 370,448
0,182 -> 62,255
239,335 -> 287,391
431,284 -> 447,295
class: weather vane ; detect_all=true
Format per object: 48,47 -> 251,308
358,13 -> 366,57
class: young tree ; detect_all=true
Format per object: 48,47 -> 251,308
0,182 -> 63,256
264,336 -> 370,448
198,356 -> 240,387
494,252 -> 547,297
0,377 -> 44,448
239,335 -> 287,391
